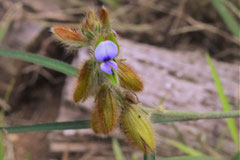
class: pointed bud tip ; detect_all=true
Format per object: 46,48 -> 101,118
52,26 -> 86,43
99,7 -> 110,30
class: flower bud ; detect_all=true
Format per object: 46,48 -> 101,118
51,26 -> 86,45
91,85 -> 117,135
117,61 -> 143,92
88,10 -> 97,23
120,105 -> 155,153
99,7 -> 110,32
73,60 -> 93,102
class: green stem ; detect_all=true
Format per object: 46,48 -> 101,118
0,110 -> 239,134
150,110 -> 240,123
0,120 -> 90,133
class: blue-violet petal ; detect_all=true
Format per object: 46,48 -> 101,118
100,60 -> 118,74
95,40 -> 118,62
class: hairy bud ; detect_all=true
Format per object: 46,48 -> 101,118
99,7 -> 110,32
73,60 -> 93,102
120,105 -> 155,154
91,85 -> 117,135
117,61 -> 143,92
51,26 -> 86,46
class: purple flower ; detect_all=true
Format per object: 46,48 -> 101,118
100,60 -> 118,74
95,40 -> 118,74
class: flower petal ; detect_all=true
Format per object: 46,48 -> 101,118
100,60 -> 118,74
95,40 -> 118,62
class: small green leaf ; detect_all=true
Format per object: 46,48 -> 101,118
112,138 -> 126,160
206,53 -> 238,146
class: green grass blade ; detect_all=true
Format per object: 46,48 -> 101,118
0,19 -> 11,42
144,153 -> 156,160
112,138 -> 125,160
0,120 -> 90,133
132,153 -> 138,160
0,49 -> 78,77
100,0 -> 119,7
232,151 -> 240,160
166,139 -> 203,156
206,54 -> 239,146
222,0 -> 240,19
0,133 -> 3,160
0,111 -> 5,159
26,151 -> 32,160
158,156 -> 219,160
212,0 -> 240,40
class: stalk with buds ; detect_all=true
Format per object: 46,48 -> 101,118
52,7 -> 155,154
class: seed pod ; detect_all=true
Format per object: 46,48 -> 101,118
117,61 -> 143,92
73,60 -> 93,103
99,7 -> 110,32
120,105 -> 155,154
51,26 -> 86,45
91,85 -> 117,135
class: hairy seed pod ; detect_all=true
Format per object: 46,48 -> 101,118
90,107 -> 101,134
52,26 -> 86,43
91,85 -> 117,135
120,105 -> 155,153
73,60 -> 93,102
117,61 -> 143,92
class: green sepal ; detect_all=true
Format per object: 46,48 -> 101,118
87,30 -> 95,39
95,34 -> 104,49
104,68 -> 118,86
107,32 -> 119,52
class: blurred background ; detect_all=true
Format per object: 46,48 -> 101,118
0,0 -> 239,160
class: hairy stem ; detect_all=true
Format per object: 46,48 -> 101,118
0,110 -> 239,134
150,110 -> 240,123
